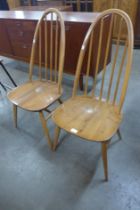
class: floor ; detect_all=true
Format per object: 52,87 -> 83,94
0,50 -> 140,210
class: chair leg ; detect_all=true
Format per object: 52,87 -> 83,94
0,81 -> 7,91
58,98 -> 63,104
117,129 -> 122,140
101,142 -> 108,181
53,126 -> 61,151
39,111 -> 52,150
13,104 -> 17,128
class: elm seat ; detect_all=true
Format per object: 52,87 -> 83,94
52,96 -> 122,142
8,81 -> 62,111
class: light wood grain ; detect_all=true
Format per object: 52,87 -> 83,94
8,81 -> 62,111
94,0 -> 137,40
7,8 -> 65,149
52,96 -> 122,141
52,9 -> 133,180
7,0 -> 20,9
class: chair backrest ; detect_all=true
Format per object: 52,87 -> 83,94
72,9 -> 133,113
64,0 -> 93,11
29,8 -> 65,93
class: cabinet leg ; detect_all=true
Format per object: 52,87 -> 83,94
79,73 -> 84,90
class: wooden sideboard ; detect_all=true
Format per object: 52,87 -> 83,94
0,11 -> 110,88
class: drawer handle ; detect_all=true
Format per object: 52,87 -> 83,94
65,25 -> 70,31
16,23 -> 21,27
22,45 -> 27,49
19,31 -> 24,36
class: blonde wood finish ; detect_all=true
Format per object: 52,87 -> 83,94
94,0 -> 137,23
8,81 -> 62,111
94,0 -> 113,11
7,0 -> 20,9
7,8 -> 65,149
52,9 -> 133,180
94,0 -> 137,40
53,96 -> 122,141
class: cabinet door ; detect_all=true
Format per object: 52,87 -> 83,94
0,20 -> 13,56
64,22 -> 89,74
94,0 -> 138,40
134,1 -> 140,47
94,0 -> 113,11
4,19 -> 36,61
114,0 -> 137,39
118,0 -> 137,24
94,0 -> 137,21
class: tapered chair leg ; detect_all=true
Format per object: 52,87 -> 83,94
117,129 -> 122,140
53,126 -> 61,151
39,111 -> 52,150
13,104 -> 17,128
58,98 -> 63,104
101,142 -> 108,181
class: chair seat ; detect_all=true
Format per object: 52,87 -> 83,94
52,96 -> 122,141
7,80 -> 62,111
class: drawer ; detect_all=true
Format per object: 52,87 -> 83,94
5,20 -> 36,31
11,42 -> 39,62
7,28 -> 34,44
0,20 -> 13,55
11,42 -> 32,60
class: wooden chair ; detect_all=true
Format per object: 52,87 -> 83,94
7,8 -> 65,150
52,9 -> 133,180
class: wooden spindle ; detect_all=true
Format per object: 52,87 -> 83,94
107,17 -> 123,102
113,39 -> 128,105
50,13 -> 53,81
39,26 -> 42,80
45,16 -> 48,80
54,18 -> 59,82
99,15 -> 114,100
92,18 -> 104,97
84,30 -> 94,95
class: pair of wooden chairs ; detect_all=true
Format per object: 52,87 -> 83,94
7,8 -> 133,181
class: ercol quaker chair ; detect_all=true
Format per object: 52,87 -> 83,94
52,9 -> 133,181
7,8 -> 65,150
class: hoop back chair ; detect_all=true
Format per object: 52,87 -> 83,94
7,8 -> 65,149
52,9 -> 133,180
